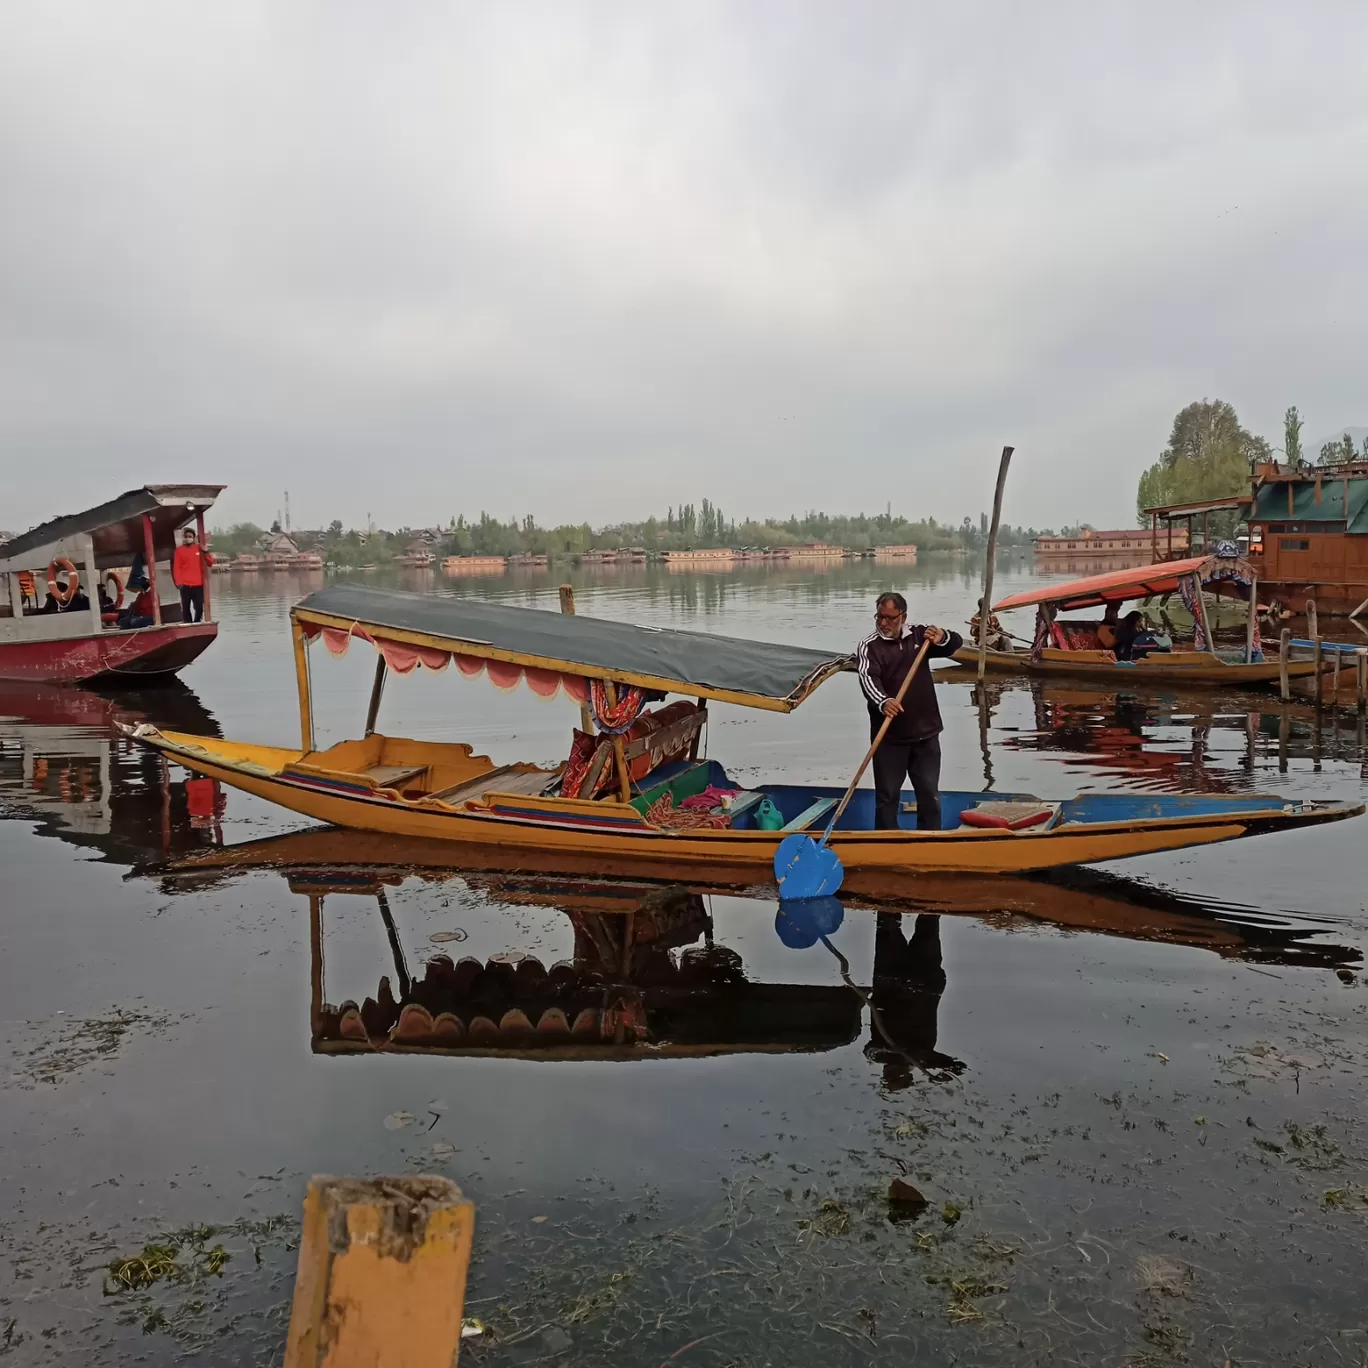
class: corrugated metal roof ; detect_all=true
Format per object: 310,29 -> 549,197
1251,473 -> 1368,526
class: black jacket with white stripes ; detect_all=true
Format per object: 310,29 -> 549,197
856,624 -> 963,744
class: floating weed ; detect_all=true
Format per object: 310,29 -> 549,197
1284,1122 -> 1344,1171
105,1244 -> 183,1293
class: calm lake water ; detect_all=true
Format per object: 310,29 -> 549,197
3,554 -> 1368,1366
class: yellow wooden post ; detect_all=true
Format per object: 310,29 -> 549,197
292,620 -> 315,753
558,584 -> 596,735
282,1176 -> 474,1368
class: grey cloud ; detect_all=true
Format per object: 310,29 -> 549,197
2,0 -> 1367,534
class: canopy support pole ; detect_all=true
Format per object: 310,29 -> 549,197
690,699 -> 707,760
1246,573 -> 1258,664
1192,573 -> 1215,654
603,681 -> 632,803
293,620 -> 315,753
142,514 -> 162,626
82,534 -> 101,636
978,445 -> 1014,681
196,509 -> 212,623
364,655 -> 387,736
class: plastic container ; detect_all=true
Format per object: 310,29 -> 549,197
755,797 -> 784,831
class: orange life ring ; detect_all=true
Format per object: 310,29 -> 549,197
104,570 -> 124,609
47,558 -> 79,604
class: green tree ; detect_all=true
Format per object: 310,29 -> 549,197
1320,432 -> 1358,465
1135,399 -> 1267,524
1284,406 -> 1303,467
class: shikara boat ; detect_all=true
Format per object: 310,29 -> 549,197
952,551 -> 1330,690
0,484 -> 224,682
122,585 -> 1361,876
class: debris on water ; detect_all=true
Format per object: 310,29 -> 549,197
429,930 -> 468,943
531,1215 -> 548,1224
1337,968 -> 1356,984
461,1317 -> 485,1338
940,1201 -> 962,1225
13,1008 -> 175,1087
384,1111 -> 416,1130
887,1177 -> 929,1218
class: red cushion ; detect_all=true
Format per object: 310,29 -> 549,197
959,807 -> 1054,831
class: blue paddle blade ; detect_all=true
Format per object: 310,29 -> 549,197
774,896 -> 846,949
774,832 -> 844,899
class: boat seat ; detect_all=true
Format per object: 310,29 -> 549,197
1134,651 -> 1213,666
780,797 -> 837,833
426,764 -> 524,804
724,790 -> 766,819
361,763 -> 428,789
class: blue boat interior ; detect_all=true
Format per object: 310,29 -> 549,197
631,758 -> 1303,831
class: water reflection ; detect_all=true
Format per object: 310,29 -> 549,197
1002,681 -> 1368,791
0,681 -> 226,863
138,829 -> 1361,1075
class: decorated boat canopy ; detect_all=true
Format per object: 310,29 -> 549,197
291,585 -> 853,712
994,550 -> 1258,615
0,484 -> 225,572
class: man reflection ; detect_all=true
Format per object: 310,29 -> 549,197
865,913 -> 963,1088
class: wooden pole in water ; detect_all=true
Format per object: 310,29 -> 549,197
1313,636 -> 1324,708
1332,646 -> 1342,709
977,445 -> 1014,682
1358,648 -> 1368,712
558,584 -> 596,735
282,1175 -> 474,1368
1191,573 -> 1215,655
1279,627 -> 1291,702
292,619 -> 315,753
1307,597 -> 1319,643
1245,573 -> 1258,664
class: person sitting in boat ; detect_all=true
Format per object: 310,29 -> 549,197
856,592 -> 962,831
1097,601 -> 1121,650
117,569 -> 157,629
969,598 -> 1010,651
1115,611 -> 1169,661
38,572 -> 90,615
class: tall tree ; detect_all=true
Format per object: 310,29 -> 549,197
1320,432 -> 1358,465
1135,399 -> 1268,524
1284,406 -> 1304,467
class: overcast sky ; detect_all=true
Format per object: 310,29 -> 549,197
3,1 -> 1367,536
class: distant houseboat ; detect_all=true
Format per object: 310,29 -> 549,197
579,549 -> 620,565
787,543 -> 846,560
1035,528 -> 1187,560
443,555 -> 507,576
1149,459 -> 1368,616
873,544 -> 918,562
663,548 -> 735,567
507,553 -> 549,568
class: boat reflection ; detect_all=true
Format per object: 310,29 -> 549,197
142,827 -> 1361,1068
0,681 -> 225,863
1002,681 -> 1368,791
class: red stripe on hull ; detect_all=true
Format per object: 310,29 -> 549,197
0,624 -> 217,683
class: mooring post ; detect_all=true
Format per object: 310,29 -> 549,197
283,1175 -> 474,1368
1313,638 -> 1323,709
1358,648 -> 1367,713
558,583 -> 596,735
977,444 -> 1014,682
1279,628 -> 1290,702
1332,647 -> 1341,711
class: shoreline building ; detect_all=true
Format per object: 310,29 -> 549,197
1034,528 -> 1186,561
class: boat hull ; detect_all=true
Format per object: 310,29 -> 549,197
123,727 -> 1363,878
0,624 -> 217,684
949,646 -> 1324,688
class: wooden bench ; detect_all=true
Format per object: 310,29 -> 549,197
360,764 -> 428,789
780,797 -> 837,833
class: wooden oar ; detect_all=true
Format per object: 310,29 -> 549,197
774,635 -> 934,899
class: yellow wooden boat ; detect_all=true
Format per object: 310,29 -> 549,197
121,585 -> 1361,876
954,552 -> 1330,689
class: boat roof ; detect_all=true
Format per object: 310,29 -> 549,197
994,553 -> 1254,613
0,484 -> 225,569
1250,474 -> 1368,533
292,584 -> 854,712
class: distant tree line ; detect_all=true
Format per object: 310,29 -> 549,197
212,505 -> 1047,563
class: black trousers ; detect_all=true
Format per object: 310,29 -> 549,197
872,733 -> 941,830
180,585 -> 205,623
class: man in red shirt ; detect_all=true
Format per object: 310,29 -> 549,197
172,527 -> 214,623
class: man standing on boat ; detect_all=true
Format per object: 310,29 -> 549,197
857,592 -> 962,831
172,527 -> 214,623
